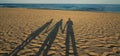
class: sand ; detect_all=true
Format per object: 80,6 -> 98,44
0,8 -> 120,56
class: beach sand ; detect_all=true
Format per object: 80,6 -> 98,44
0,8 -> 120,56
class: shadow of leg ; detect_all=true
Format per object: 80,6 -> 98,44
35,19 -> 63,56
43,38 -> 55,56
66,35 -> 70,56
71,34 -> 78,56
9,19 -> 53,56
35,36 -> 51,56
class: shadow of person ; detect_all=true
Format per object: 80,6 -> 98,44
8,19 -> 53,56
35,19 -> 63,56
63,18 -> 78,56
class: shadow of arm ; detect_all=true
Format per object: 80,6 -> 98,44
62,22 -> 67,34
42,24 -> 55,34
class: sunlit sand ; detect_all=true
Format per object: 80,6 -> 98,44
0,8 -> 120,56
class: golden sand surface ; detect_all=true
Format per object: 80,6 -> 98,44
0,8 -> 120,56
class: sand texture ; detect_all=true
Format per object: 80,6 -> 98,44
0,8 -> 120,56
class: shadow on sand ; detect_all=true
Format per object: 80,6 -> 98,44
7,19 -> 53,56
63,18 -> 78,56
35,19 -> 63,56
2,18 -> 78,56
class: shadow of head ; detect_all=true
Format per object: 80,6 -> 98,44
50,19 -> 53,22
57,19 -> 63,24
69,18 -> 71,19
60,19 -> 63,22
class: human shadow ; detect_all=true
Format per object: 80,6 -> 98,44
63,18 -> 78,56
35,19 -> 63,56
8,19 -> 53,56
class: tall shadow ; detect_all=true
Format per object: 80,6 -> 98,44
63,18 -> 78,56
35,19 -> 63,56
8,19 -> 53,56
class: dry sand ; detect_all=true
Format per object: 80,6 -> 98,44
0,8 -> 120,56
